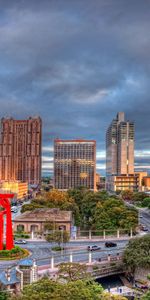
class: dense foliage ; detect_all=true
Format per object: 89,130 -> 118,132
10,277 -> 128,300
21,188 -> 138,230
0,246 -> 26,259
11,278 -> 103,300
123,235 -> 150,274
142,291 -> 150,300
46,230 -> 70,246
58,262 -> 88,281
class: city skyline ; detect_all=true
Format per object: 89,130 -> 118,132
0,1 -> 150,175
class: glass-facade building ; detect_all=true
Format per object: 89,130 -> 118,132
54,139 -> 96,190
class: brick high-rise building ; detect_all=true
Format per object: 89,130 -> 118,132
106,112 -> 136,191
0,117 -> 42,185
54,139 -> 96,190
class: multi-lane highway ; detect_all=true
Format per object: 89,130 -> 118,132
139,208 -> 150,231
0,239 -> 128,270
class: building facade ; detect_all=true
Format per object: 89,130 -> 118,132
13,208 -> 72,233
106,112 -> 135,191
0,117 -> 42,185
54,139 -> 96,190
0,181 -> 28,200
107,174 -> 139,192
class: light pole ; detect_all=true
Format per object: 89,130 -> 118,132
61,228 -> 63,256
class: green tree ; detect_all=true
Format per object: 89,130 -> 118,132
121,190 -> 133,201
58,262 -> 88,282
123,235 -> 150,276
142,291 -> 150,300
0,292 -> 9,300
93,208 -> 113,230
11,278 -> 103,300
141,197 -> 150,208
133,192 -> 147,202
46,230 -> 70,247
0,284 -> 9,300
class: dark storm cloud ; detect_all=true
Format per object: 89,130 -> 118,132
0,0 -> 150,175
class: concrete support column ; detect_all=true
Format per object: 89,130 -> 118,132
89,252 -> 92,264
70,253 -> 73,263
89,230 -> 92,240
103,230 -> 106,240
51,257 -> 54,269
31,231 -> 34,240
117,229 -> 120,239
107,254 -> 111,261
130,228 -> 133,238
74,232 -> 77,240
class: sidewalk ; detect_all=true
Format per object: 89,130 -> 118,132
27,235 -> 135,242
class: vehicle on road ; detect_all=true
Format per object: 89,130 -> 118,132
142,227 -> 149,232
87,245 -> 101,251
140,224 -> 149,231
15,240 -> 27,244
11,206 -> 18,213
105,242 -> 117,248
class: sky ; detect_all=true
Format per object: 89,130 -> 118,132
0,0 -> 150,176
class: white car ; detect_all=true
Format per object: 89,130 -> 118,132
15,240 -> 27,244
11,207 -> 18,213
87,245 -> 101,251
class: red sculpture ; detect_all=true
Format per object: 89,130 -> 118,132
0,194 -> 14,250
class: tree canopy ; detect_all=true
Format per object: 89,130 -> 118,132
123,235 -> 150,274
21,188 -> 138,230
58,262 -> 88,282
11,278 -> 103,300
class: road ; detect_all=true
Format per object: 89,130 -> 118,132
139,208 -> 150,231
0,239 -> 128,270
125,202 -> 150,232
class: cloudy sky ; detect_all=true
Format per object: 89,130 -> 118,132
0,0 -> 150,176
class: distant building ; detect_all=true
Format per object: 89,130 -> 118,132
143,176 -> 150,191
13,208 -> 72,234
106,112 -> 135,191
135,171 -> 148,191
54,139 -> 96,190
0,117 -> 42,185
107,174 -> 139,192
0,181 -> 28,200
96,173 -> 100,190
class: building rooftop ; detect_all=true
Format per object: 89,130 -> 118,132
19,259 -> 34,267
0,268 -> 20,286
14,208 -> 72,222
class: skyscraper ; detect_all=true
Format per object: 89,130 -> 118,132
106,112 -> 136,191
54,139 -> 96,190
0,117 -> 42,185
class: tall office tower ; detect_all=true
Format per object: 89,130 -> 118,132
106,112 -> 134,176
0,117 -> 42,185
106,113 -> 135,191
54,139 -> 96,190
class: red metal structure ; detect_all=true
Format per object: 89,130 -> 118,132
0,194 -> 14,250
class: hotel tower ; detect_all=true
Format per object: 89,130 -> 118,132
0,117 -> 42,185
54,139 -> 96,190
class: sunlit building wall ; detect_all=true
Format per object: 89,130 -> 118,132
54,139 -> 96,191
106,112 -> 135,191
0,181 -> 28,199
0,117 -> 42,185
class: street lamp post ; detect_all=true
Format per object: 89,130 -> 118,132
61,229 -> 63,256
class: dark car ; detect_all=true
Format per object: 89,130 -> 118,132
15,240 -> 27,244
105,242 -> 117,248
87,245 -> 101,251
142,227 -> 149,232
